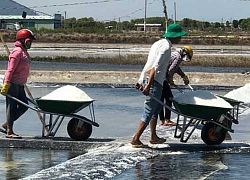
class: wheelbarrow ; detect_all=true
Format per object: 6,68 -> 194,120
148,86 -> 243,145
4,94 -> 99,141
172,92 -> 242,145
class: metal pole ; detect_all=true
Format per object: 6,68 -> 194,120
174,2 -> 176,23
162,0 -> 168,29
144,0 -> 147,33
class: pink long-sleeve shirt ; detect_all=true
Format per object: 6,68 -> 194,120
4,41 -> 31,85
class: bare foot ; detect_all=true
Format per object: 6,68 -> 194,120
2,122 -> 7,130
162,120 -> 177,126
6,133 -> 22,139
150,137 -> 166,144
130,139 -> 143,146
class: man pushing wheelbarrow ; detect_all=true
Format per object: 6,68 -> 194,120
130,23 -> 187,148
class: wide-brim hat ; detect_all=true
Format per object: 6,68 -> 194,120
163,23 -> 187,38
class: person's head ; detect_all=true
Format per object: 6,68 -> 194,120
179,45 -> 193,61
16,29 -> 36,49
163,23 -> 186,44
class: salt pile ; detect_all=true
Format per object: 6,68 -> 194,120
173,90 -> 232,109
225,83 -> 250,103
41,85 -> 93,102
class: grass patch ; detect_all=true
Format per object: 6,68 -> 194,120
1,54 -> 250,67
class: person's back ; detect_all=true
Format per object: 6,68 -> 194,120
138,38 -> 171,86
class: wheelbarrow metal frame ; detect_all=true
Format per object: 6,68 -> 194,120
6,94 -> 99,138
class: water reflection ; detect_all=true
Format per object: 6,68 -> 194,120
0,148 -> 84,180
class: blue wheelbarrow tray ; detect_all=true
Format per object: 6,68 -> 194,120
35,98 -> 95,115
173,100 -> 233,120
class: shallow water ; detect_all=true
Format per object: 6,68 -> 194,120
0,85 -> 250,179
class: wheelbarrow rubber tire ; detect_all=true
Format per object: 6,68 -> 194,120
201,122 -> 226,145
67,117 -> 92,141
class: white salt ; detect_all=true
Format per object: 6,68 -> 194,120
174,90 -> 232,109
0,75 -> 4,87
41,85 -> 93,102
225,83 -> 250,103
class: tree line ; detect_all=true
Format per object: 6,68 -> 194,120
35,16 -> 250,34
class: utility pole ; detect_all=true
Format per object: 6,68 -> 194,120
144,0 -> 147,33
162,0 -> 168,30
174,2 -> 176,23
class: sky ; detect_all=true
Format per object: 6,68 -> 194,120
13,0 -> 250,22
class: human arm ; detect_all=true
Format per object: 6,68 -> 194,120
142,68 -> 155,96
4,50 -> 21,84
174,67 -> 189,85
167,52 -> 182,86
1,51 -> 21,95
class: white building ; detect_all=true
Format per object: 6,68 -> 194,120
0,0 -> 61,30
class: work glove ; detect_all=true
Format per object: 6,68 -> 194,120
168,77 -> 175,86
0,82 -> 10,96
183,74 -> 189,85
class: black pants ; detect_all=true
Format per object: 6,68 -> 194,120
6,83 -> 28,131
159,80 -> 173,120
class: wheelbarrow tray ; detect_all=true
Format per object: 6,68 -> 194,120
216,95 -> 243,106
173,100 -> 232,120
36,98 -> 94,115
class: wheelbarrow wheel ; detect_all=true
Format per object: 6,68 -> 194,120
201,122 -> 226,145
67,118 -> 92,141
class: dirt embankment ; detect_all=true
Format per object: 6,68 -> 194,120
18,71 -> 250,87
2,30 -> 250,45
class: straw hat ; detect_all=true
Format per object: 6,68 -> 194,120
163,23 -> 187,38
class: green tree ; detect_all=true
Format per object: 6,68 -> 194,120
232,20 -> 239,29
63,18 -> 77,28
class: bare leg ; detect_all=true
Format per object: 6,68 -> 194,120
150,118 -> 166,144
150,118 -> 158,140
131,120 -> 147,145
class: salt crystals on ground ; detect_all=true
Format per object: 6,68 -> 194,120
173,90 -> 232,109
225,83 -> 250,103
41,85 -> 93,102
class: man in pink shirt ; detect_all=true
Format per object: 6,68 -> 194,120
0,29 -> 36,138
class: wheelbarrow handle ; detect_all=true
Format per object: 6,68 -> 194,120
6,94 -> 38,111
173,85 -> 184,93
187,84 -> 194,91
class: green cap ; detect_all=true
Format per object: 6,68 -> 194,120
163,23 -> 187,38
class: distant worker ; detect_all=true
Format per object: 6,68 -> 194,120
159,46 -> 193,126
0,29 -> 36,139
131,23 -> 187,148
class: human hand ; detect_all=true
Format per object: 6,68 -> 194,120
0,82 -> 10,96
135,83 -> 143,91
168,78 -> 175,86
142,84 -> 150,96
183,74 -> 189,85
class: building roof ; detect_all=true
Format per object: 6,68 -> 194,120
135,23 -> 162,27
0,15 -> 54,20
0,0 -> 39,16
